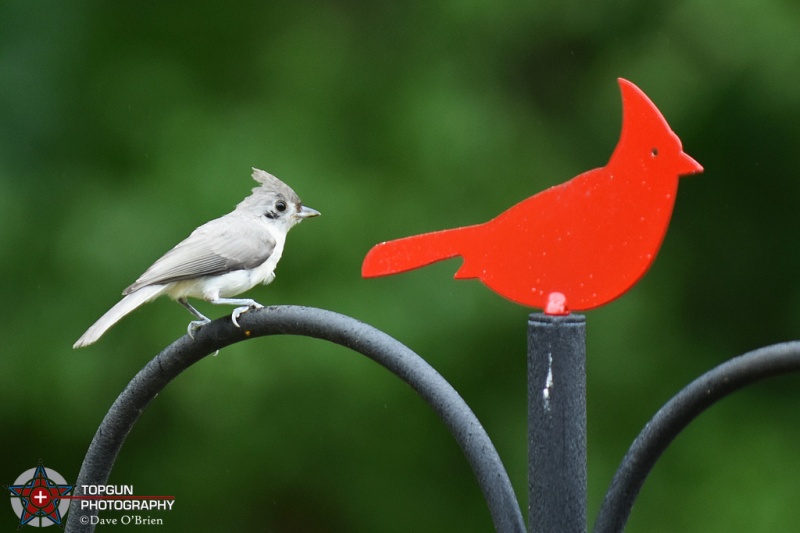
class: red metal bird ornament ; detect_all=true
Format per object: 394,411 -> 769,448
361,78 -> 703,315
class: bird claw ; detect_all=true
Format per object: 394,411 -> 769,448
187,318 -> 211,339
231,303 -> 264,328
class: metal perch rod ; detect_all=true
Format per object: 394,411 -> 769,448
65,305 -> 525,533
594,341 -> 800,532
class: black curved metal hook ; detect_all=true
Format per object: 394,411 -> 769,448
65,304 -> 800,532
593,341 -> 800,532
65,306 -> 525,533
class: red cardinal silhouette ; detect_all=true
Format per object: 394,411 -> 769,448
362,78 -> 703,314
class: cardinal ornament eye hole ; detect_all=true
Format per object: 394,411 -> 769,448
275,200 -> 287,212
650,148 -> 659,157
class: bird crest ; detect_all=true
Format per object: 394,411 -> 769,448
240,168 -> 303,209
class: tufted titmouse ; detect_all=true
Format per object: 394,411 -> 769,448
73,168 -> 319,348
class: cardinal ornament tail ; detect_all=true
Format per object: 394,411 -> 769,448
362,225 -> 482,278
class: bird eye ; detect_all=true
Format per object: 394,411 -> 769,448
650,148 -> 659,157
275,201 -> 287,212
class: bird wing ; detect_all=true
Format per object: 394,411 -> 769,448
123,213 -> 275,294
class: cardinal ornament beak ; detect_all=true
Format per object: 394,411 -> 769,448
678,151 -> 704,177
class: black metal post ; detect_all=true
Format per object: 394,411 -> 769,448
528,313 -> 587,533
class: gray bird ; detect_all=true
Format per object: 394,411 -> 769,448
73,168 -> 320,348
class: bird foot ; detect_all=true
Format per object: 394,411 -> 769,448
187,318 -> 211,339
231,303 -> 264,328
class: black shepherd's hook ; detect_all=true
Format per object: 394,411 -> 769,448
65,306 -> 526,533
65,303 -> 800,533
594,341 -> 800,532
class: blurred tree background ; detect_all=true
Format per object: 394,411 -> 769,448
2,1 -> 800,531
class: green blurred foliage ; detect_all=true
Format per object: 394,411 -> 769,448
2,0 -> 800,531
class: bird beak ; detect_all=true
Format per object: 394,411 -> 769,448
298,206 -> 321,218
678,151 -> 704,177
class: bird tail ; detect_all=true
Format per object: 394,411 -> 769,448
73,285 -> 165,348
362,225 -> 479,278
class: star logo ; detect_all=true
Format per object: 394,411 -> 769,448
5,462 -> 73,529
